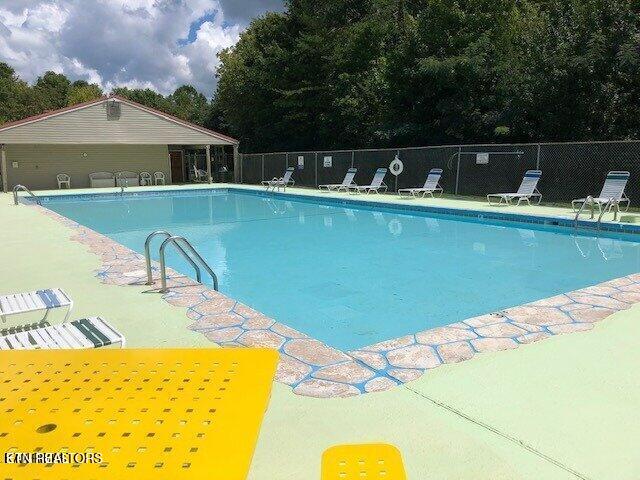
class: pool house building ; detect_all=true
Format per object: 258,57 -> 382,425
0,95 -> 239,191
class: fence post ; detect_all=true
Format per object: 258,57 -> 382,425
536,144 -> 541,170
351,150 -> 355,168
315,152 -> 318,187
286,152 -> 289,167
239,153 -> 243,183
395,148 -> 400,192
455,146 -> 462,195
261,154 -> 265,182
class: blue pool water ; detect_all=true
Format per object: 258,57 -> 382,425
43,189 -> 640,350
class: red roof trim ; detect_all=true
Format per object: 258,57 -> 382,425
0,94 -> 239,144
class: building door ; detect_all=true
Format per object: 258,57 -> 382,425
170,151 -> 184,183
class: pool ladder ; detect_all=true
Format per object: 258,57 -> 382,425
144,231 -> 219,293
574,196 -> 616,230
13,184 -> 41,205
116,172 -> 128,195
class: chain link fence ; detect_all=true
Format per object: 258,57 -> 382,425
239,141 -> 640,204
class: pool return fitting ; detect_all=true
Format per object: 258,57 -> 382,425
144,231 -> 219,292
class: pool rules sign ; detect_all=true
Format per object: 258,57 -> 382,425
389,154 -> 404,192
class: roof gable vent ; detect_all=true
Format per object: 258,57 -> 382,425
106,100 -> 121,120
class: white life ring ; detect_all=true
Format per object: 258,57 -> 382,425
389,155 -> 404,176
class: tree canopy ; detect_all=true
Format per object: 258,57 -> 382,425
0,64 -> 219,132
1,0 -> 638,151
213,0 -> 640,152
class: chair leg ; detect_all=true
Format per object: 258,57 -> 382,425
63,303 -> 72,322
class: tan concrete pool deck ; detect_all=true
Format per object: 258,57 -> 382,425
4,184 -> 640,479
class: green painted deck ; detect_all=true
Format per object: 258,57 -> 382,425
3,185 -> 639,479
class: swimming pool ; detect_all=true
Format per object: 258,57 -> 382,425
43,189 -> 640,350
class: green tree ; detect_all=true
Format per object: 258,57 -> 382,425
33,71 -> 71,111
214,1 -> 394,151
111,87 -> 173,112
0,63 -> 40,123
214,0 -> 640,151
67,80 -> 103,105
499,0 -> 640,141
168,85 -> 209,124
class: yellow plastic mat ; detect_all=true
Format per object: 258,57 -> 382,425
0,348 -> 278,479
321,443 -> 407,479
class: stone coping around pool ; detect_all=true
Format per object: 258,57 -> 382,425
35,203 -> 640,398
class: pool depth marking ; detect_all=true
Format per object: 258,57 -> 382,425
37,204 -> 640,398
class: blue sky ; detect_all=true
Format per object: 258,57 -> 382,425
0,0 -> 283,96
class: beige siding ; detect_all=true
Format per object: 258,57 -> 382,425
6,144 -> 170,190
0,102 -> 232,145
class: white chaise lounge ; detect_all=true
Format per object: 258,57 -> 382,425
89,172 -> 115,188
193,166 -> 208,183
487,170 -> 542,206
0,317 -> 125,350
398,168 -> 444,198
262,167 -> 295,191
115,171 -> 140,187
0,288 -> 72,323
348,168 -> 388,194
572,171 -> 630,220
319,168 -> 358,192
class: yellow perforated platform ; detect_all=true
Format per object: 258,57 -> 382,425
321,443 -> 407,479
0,348 -> 278,480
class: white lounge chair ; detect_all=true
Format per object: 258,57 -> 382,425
487,170 -> 542,206
139,171 -> 152,186
0,288 -> 72,323
56,173 -> 71,189
154,171 -> 166,185
348,168 -> 388,194
398,168 -> 443,198
0,317 -> 125,350
193,166 -> 208,183
89,172 -> 115,188
319,168 -> 358,192
262,167 -> 295,191
572,171 -> 630,220
115,171 -> 140,187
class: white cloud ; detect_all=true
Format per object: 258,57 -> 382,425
0,0 -> 281,96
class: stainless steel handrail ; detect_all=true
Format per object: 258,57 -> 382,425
116,172 -> 129,195
13,184 -> 41,205
159,236 -> 219,293
597,198 -> 616,229
144,231 -> 201,285
574,195 -> 593,228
